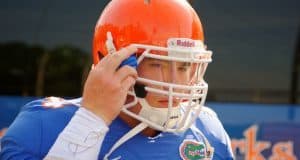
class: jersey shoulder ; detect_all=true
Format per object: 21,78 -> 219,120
200,106 -> 218,118
21,96 -> 79,110
195,106 -> 234,159
197,106 -> 226,142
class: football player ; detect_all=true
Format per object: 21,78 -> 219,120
0,0 -> 234,159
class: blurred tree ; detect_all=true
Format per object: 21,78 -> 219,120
43,45 -> 90,97
290,26 -> 300,104
0,42 -> 91,97
0,42 -> 44,96
35,52 -> 50,96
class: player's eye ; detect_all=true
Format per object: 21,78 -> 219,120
177,62 -> 191,72
177,66 -> 189,72
149,63 -> 162,68
148,60 -> 168,68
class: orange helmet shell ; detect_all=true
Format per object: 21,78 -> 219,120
93,0 -> 204,64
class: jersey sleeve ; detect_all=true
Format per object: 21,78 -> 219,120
0,110 -> 43,160
44,107 -> 109,160
0,98 -> 109,160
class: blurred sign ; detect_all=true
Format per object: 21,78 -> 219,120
230,124 -> 299,160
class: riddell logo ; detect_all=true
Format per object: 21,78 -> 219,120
176,40 -> 195,47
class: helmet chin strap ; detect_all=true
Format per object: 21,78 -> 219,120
134,83 -> 182,129
104,122 -> 148,160
138,98 -> 181,128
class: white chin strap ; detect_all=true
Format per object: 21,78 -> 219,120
104,122 -> 148,160
138,98 -> 182,129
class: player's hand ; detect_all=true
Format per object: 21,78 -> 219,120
82,45 -> 138,125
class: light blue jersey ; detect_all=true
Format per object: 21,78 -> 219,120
0,97 -> 234,159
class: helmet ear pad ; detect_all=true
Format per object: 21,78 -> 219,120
134,83 -> 147,98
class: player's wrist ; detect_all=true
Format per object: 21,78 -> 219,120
81,102 -> 113,126
96,111 -> 113,126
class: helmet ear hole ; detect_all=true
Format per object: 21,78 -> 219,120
144,0 -> 151,4
97,51 -> 104,59
134,83 -> 147,98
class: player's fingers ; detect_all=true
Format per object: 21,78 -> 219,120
121,76 -> 136,92
93,53 -> 112,70
105,45 -> 137,71
115,65 -> 138,82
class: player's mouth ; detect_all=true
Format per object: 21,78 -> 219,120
158,99 -> 180,106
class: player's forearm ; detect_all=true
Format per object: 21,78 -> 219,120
44,107 -> 109,160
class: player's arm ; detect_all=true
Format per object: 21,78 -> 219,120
44,107 -> 109,160
45,45 -> 138,159
0,100 -> 109,160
